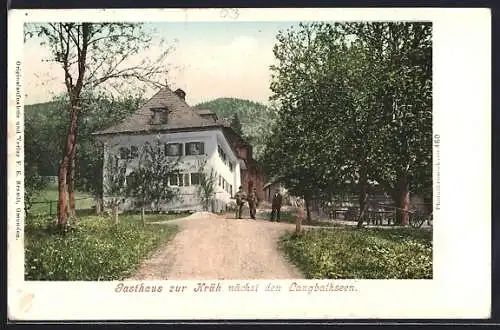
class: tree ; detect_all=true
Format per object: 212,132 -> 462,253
230,113 -> 243,136
25,23 -> 172,227
264,22 -> 432,226
343,22 -> 432,225
126,139 -> 181,224
24,165 -> 48,217
103,154 -> 128,225
196,158 -> 217,212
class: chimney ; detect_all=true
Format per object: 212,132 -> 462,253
174,88 -> 186,101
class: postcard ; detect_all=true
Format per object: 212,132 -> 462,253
7,8 -> 491,320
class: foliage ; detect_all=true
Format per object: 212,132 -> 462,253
230,113 -> 244,136
126,139 -> 181,213
24,102 -> 67,176
263,22 -> 432,224
24,214 -> 178,280
280,228 -> 432,279
196,158 -> 217,211
194,98 -> 276,160
24,166 -> 49,216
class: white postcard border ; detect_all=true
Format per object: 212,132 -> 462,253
7,8 -> 491,320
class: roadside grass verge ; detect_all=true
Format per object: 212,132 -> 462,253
279,227 -> 432,279
258,211 -> 295,223
25,214 -> 180,281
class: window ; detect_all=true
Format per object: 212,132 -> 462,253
184,173 -> 190,186
119,147 -> 129,159
229,162 -> 234,172
150,107 -> 168,125
230,185 -> 233,196
165,143 -> 183,156
169,174 -> 179,186
130,146 -> 139,159
222,179 -> 225,190
178,174 -> 184,186
218,145 -> 226,161
186,142 -> 204,156
191,173 -> 200,185
218,175 -> 222,186
126,172 -> 137,190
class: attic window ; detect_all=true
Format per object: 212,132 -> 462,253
150,107 -> 168,125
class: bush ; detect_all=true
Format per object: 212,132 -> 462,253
25,215 -> 178,280
279,227 -> 432,279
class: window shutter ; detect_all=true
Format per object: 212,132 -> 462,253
200,142 -> 205,155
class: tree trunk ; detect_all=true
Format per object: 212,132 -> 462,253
141,206 -> 145,226
113,204 -> 119,225
95,197 -> 103,215
357,183 -> 369,228
57,156 -> 69,226
305,198 -> 312,224
68,140 -> 77,217
393,175 -> 410,226
57,104 -> 79,226
295,204 -> 304,235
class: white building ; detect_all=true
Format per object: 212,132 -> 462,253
94,87 -> 254,213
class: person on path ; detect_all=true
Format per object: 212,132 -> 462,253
248,188 -> 259,220
271,190 -> 283,222
234,186 -> 247,219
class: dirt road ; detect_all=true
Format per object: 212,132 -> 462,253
129,212 -> 303,280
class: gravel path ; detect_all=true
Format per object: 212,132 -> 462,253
129,212 -> 304,280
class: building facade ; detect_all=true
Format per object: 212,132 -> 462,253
94,86 -> 265,212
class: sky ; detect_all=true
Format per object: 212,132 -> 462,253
23,21 -> 301,106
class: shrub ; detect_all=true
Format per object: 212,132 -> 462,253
279,227 -> 432,279
25,215 -> 178,280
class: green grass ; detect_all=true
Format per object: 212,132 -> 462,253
258,211 -> 295,223
279,227 -> 432,279
25,213 -> 181,280
29,185 -> 94,216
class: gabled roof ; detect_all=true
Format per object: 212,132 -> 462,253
93,87 -> 221,135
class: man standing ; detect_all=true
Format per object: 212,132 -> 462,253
271,190 -> 283,222
248,188 -> 258,220
234,186 -> 247,219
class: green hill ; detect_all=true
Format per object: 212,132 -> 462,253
194,98 -> 275,160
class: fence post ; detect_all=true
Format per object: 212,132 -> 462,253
49,201 -> 53,217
